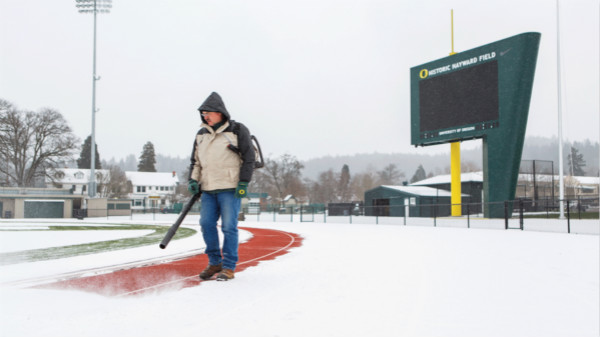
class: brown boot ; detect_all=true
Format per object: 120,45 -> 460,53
199,263 -> 222,280
216,268 -> 235,281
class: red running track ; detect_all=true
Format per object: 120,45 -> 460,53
38,227 -> 302,297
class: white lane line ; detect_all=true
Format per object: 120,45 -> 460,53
5,249 -> 204,288
116,230 -> 299,297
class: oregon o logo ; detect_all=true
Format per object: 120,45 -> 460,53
419,69 -> 429,79
239,190 -> 245,195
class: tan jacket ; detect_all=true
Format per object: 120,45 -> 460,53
190,121 -> 244,191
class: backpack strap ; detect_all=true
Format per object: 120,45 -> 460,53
223,121 -> 241,154
225,121 -> 264,169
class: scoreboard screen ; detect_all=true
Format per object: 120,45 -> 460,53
410,33 -> 540,146
419,60 -> 498,134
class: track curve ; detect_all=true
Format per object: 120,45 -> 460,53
38,227 -> 302,297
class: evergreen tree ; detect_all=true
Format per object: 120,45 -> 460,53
123,154 -> 138,171
77,135 -> 102,169
567,146 -> 586,176
138,141 -> 157,172
410,164 -> 427,183
338,164 -> 351,202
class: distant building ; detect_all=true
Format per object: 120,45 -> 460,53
0,187 -> 83,219
125,171 -> 179,210
409,171 -> 599,212
410,171 -> 484,213
47,168 -> 110,197
365,185 -> 469,217
280,195 -> 298,214
48,169 -> 180,210
516,173 -> 599,200
568,176 -> 600,198
242,192 -> 269,214
327,202 -> 363,216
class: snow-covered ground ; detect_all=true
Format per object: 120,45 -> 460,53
0,217 -> 252,286
0,216 -> 598,337
0,230 -> 154,253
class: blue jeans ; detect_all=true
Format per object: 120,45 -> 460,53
200,191 -> 241,271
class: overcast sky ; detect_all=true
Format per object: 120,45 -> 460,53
1,0 -> 598,163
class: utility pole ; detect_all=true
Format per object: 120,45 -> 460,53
76,0 -> 111,198
556,0 -> 565,218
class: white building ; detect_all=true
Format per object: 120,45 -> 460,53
125,171 -> 179,210
48,169 -> 180,210
47,168 -> 110,196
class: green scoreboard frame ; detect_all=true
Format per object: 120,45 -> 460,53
410,32 -> 541,217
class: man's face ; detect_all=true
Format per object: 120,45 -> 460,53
202,111 -> 223,126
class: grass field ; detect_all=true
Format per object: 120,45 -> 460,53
0,224 -> 197,265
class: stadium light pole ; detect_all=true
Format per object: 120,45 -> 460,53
556,0 -> 565,219
76,0 -> 111,198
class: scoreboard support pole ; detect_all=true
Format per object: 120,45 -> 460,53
449,10 -> 462,217
451,142 -> 462,216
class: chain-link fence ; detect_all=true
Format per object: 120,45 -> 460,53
518,160 -> 556,203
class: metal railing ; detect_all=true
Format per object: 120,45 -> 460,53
71,197 -> 598,235
238,197 -> 598,235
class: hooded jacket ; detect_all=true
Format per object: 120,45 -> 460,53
188,92 -> 255,192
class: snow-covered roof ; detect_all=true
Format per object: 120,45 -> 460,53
125,171 -> 179,186
575,176 -> 600,185
48,168 -> 110,184
412,171 -> 598,188
48,169 -> 180,186
410,171 -> 483,186
515,173 -> 598,186
380,185 -> 468,197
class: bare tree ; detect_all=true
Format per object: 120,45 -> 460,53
262,154 -> 305,204
305,164 -> 354,204
442,161 -> 481,174
248,168 -> 272,196
306,169 -> 338,204
0,99 -> 79,187
377,163 -> 404,185
350,169 -> 378,201
100,165 -> 130,198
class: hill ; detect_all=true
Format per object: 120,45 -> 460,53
301,136 -> 599,180
104,136 -> 599,181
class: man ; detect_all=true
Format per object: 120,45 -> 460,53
188,92 -> 255,281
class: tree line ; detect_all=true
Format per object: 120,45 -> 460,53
0,99 -> 160,197
1,99 -> 595,204
250,154 -> 432,205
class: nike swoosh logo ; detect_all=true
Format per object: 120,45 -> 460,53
500,48 -> 512,56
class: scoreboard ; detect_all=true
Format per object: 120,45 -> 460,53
411,32 -> 541,147
410,32 -> 541,218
